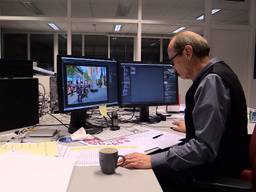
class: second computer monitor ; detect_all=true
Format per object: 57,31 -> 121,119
119,62 -> 178,107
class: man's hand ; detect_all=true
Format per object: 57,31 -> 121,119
119,152 -> 152,169
171,120 -> 186,133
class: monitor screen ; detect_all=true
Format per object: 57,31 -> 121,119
57,55 -> 118,112
0,58 -> 33,78
119,63 -> 178,106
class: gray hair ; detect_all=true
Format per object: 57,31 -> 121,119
173,31 -> 210,58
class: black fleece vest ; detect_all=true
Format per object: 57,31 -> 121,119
184,61 -> 248,177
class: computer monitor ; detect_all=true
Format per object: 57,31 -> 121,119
119,62 -> 178,122
57,55 -> 118,133
0,58 -> 33,78
0,78 -> 39,132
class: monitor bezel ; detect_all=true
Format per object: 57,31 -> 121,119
57,55 -> 118,113
118,62 -> 179,107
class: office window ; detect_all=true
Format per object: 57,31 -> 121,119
3,34 -> 27,60
72,35 -> 82,56
58,34 -> 67,55
84,35 -> 108,58
254,43 -> 256,79
163,39 -> 170,63
142,38 -> 160,63
30,34 -> 54,71
110,37 -> 133,61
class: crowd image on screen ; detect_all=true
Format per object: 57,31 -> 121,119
66,65 -> 107,105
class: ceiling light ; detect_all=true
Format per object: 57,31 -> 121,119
172,27 -> 186,34
211,9 -> 221,14
48,23 -> 60,31
196,15 -> 204,21
196,8 -> 222,21
114,24 -> 122,32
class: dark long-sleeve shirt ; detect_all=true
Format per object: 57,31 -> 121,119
151,58 -> 231,171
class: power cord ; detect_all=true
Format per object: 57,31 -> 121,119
45,112 -> 69,128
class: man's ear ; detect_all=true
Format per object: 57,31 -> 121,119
184,45 -> 193,60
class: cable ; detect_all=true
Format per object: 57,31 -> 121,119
45,112 -> 69,128
38,83 -> 48,117
119,108 -> 136,122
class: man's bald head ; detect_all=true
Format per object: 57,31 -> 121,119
169,31 -> 210,58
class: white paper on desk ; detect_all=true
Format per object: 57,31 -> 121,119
152,133 -> 184,149
63,145 -> 144,166
126,129 -> 184,151
0,155 -> 75,192
64,146 -> 99,166
126,129 -> 165,152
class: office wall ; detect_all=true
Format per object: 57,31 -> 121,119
178,78 -> 192,104
35,76 -> 51,98
210,29 -> 253,106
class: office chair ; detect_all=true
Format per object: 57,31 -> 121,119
192,124 -> 256,192
241,124 -> 256,191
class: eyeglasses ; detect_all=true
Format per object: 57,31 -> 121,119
169,53 -> 179,66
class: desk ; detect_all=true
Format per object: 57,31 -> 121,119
45,113 -> 180,192
0,112 -> 166,192
68,166 -> 162,192
1,107 -> 254,192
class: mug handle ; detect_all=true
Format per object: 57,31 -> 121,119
117,155 -> 126,167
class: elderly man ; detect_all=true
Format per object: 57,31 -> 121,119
120,31 -> 248,192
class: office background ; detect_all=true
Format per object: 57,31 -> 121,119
0,0 -> 255,107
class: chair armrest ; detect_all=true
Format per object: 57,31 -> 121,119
193,177 -> 252,192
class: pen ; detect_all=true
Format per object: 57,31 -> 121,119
152,134 -> 163,139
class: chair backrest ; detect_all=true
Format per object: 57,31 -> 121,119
250,124 -> 256,191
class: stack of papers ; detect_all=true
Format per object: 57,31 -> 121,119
126,129 -> 184,153
0,142 -> 75,192
0,155 -> 75,192
60,145 -> 144,166
59,128 -> 184,167
0,141 -> 58,156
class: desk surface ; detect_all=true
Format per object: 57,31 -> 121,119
1,107 -> 254,192
68,166 -> 162,192
6,112 -> 167,192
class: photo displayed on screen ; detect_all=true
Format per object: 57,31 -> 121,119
66,65 -> 107,105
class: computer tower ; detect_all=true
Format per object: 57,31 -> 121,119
0,78 -> 39,132
0,59 -> 33,78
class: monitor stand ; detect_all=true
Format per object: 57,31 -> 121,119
139,106 -> 161,123
69,110 -> 102,134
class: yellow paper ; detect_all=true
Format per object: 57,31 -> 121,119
0,142 -> 57,156
46,142 -> 58,156
99,105 -> 108,117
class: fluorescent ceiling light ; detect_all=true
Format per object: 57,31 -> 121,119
211,9 -> 221,14
196,15 -> 204,21
114,24 -> 122,32
48,23 -> 60,31
172,27 -> 186,34
196,8 -> 222,21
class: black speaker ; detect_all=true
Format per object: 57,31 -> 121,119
0,59 -> 33,78
0,78 -> 39,132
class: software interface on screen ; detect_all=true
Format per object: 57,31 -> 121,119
58,56 -> 118,112
120,63 -> 178,106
